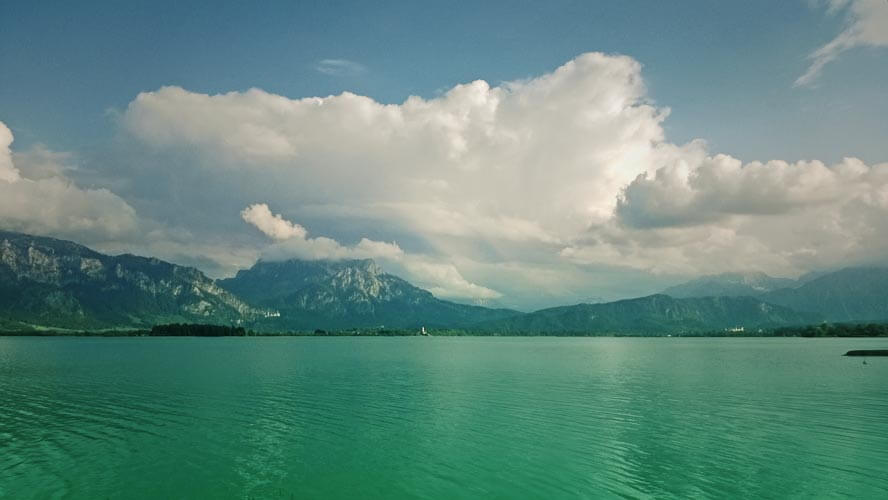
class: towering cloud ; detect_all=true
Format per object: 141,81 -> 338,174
5,49 -> 886,308
116,52 -> 888,306
123,53 -> 666,233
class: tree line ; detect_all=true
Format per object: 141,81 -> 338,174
149,323 -> 250,336
769,322 -> 888,337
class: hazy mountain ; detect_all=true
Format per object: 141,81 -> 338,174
0,231 -> 265,329
662,267 -> 888,324
219,258 -> 519,330
796,270 -> 831,284
763,267 -> 888,322
662,272 -> 796,298
474,294 -> 817,335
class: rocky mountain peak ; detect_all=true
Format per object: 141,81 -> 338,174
221,257 -> 401,307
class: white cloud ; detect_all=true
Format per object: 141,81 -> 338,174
0,177 -> 141,240
241,203 -> 307,241
797,0 -> 888,86
315,59 -> 366,76
243,202 -> 404,261
261,234 -> 405,262
402,258 -> 502,300
615,155 -> 872,228
561,154 -> 888,277
0,122 -> 20,183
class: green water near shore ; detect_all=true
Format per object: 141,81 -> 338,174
1,337 -> 886,499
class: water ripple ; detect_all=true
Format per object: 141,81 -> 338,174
1,337 -> 887,499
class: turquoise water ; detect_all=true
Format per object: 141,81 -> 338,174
1,337 -> 887,499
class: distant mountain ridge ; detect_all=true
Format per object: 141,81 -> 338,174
762,267 -> 888,322
474,294 -> 817,335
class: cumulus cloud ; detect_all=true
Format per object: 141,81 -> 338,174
0,121 -> 141,242
560,154 -> 888,277
797,0 -> 888,86
615,155 -> 874,228
124,53 -> 666,234
315,59 -> 367,76
108,52 -> 888,307
243,202 -> 403,261
241,203 -> 307,241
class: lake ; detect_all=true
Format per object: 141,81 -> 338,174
1,337 -> 886,499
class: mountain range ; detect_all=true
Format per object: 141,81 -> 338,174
2,230 -> 887,334
0,231 -> 516,331
659,268 -> 888,323
473,294 -> 817,335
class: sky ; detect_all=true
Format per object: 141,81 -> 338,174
1,0 -> 887,310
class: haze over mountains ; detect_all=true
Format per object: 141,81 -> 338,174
2,230 -> 887,334
662,273 -> 797,299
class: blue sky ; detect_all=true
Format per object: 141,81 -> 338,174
1,0 -> 887,309
3,0 -> 885,161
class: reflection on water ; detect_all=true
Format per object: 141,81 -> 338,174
1,337 -> 887,499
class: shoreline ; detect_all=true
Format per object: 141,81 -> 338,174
3,331 -> 887,339
3,321 -> 887,338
